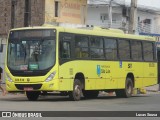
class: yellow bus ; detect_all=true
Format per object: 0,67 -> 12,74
5,25 -> 157,101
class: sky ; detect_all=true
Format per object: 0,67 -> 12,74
89,0 -> 160,10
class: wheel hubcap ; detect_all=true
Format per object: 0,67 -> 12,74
127,83 -> 132,94
74,85 -> 81,97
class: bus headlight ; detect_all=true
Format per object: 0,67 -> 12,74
6,74 -> 13,82
45,71 -> 56,82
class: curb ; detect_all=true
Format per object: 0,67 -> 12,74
146,90 -> 159,92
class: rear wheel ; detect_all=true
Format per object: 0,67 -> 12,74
68,79 -> 82,101
26,91 -> 40,101
83,90 -> 99,99
115,78 -> 133,98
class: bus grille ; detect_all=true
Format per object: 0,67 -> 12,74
15,84 -> 42,90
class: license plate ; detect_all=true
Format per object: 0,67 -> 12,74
24,87 -> 33,91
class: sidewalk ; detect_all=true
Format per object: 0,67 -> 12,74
145,84 -> 159,92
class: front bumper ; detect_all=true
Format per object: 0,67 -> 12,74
6,79 -> 59,92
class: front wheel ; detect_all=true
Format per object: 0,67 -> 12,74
26,91 -> 40,101
68,79 -> 82,101
115,78 -> 133,98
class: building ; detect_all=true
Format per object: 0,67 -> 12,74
0,0 -> 45,80
87,0 -> 160,34
0,0 -> 45,36
0,0 -> 87,37
45,0 -> 87,25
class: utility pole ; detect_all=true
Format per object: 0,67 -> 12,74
129,0 -> 137,34
11,0 -> 16,28
108,0 -> 113,28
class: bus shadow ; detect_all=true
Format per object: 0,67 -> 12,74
34,94 -> 151,102
0,94 -> 151,102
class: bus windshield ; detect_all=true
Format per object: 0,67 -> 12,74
7,29 -> 56,71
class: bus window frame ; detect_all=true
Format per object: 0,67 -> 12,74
89,36 -> 105,60
118,38 -> 131,61
142,41 -> 155,62
75,34 -> 90,59
103,37 -> 118,61
153,42 -> 157,61
59,32 -> 75,65
130,40 -> 143,61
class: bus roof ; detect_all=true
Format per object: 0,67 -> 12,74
10,25 -> 155,42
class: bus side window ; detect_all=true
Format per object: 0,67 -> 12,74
131,41 -> 142,61
90,37 -> 104,59
61,41 -> 71,59
143,42 -> 154,61
104,38 -> 117,60
75,35 -> 89,59
118,39 -> 131,60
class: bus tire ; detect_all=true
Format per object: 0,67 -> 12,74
26,91 -> 40,101
83,90 -> 99,99
68,79 -> 82,101
115,78 -> 133,98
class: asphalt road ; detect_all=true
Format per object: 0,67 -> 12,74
0,92 -> 160,120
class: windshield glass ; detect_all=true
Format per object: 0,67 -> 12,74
7,29 -> 56,71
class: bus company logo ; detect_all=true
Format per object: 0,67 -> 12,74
2,112 -> 12,117
97,65 -> 101,76
119,61 -> 123,68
